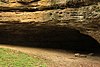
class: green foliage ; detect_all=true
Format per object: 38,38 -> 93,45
96,9 -> 100,12
0,48 -> 47,67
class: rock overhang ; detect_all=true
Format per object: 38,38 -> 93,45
0,0 -> 100,44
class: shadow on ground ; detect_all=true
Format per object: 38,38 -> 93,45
0,24 -> 100,54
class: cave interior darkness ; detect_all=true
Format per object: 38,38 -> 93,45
0,24 -> 100,54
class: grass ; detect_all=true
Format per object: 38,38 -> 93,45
0,48 -> 47,67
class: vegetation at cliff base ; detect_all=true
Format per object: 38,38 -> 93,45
0,48 -> 46,67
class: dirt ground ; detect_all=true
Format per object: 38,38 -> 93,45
0,44 -> 100,67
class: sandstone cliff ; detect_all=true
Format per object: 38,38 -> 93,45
0,0 -> 100,44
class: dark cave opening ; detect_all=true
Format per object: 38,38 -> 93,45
0,24 -> 100,53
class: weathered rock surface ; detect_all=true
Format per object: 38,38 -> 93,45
0,0 -> 99,11
0,0 -> 100,44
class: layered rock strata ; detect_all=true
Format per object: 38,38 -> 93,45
0,0 -> 100,44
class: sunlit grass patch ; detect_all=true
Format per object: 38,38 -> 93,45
0,48 -> 46,67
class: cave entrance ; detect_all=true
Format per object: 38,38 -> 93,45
0,24 -> 100,53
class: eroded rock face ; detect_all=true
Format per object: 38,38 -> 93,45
0,0 -> 100,44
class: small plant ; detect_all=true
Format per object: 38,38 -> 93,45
96,9 -> 100,12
